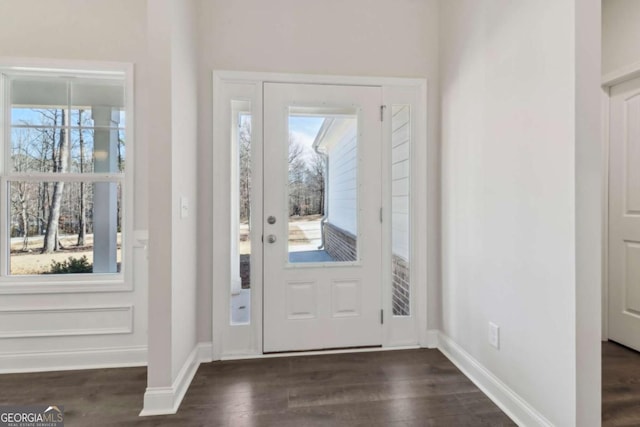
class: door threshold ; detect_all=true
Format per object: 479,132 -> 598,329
264,345 -> 382,355
220,345 -> 421,361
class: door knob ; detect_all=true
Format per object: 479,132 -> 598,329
267,215 -> 276,225
267,234 -> 277,244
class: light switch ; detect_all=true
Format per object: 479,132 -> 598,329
489,322 -> 500,349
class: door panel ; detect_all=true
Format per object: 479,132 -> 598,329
263,83 -> 382,352
609,76 -> 640,351
624,242 -> 640,315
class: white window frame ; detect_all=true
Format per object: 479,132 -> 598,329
0,59 -> 134,294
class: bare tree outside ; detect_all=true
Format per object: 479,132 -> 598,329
288,138 -> 326,218
41,109 -> 69,254
239,116 -> 251,224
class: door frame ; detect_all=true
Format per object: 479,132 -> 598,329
601,62 -> 640,341
212,71 -> 428,360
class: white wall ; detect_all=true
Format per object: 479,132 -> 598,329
440,1 -> 600,425
169,0 -> 199,382
603,0 -> 640,75
145,0 -> 200,407
327,126 -> 357,236
145,0 -> 173,390
196,0 -> 442,342
576,1 -> 602,424
0,0 -> 149,372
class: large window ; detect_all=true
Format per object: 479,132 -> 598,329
1,69 -> 127,279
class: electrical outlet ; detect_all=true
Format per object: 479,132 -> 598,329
489,322 -> 500,349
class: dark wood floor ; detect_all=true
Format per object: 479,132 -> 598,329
4,343 -> 636,426
0,349 -> 515,426
603,341 -> 640,426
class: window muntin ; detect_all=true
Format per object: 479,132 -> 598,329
2,71 -> 126,278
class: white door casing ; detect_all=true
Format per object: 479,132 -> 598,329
608,75 -> 640,352
263,83 -> 383,352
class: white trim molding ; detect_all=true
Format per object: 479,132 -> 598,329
437,332 -> 553,427
197,341 -> 213,363
214,70 -> 426,88
424,329 -> 439,349
140,342 -> 211,416
0,345 -> 146,374
0,305 -> 133,338
602,61 -> 640,87
601,86 -> 611,341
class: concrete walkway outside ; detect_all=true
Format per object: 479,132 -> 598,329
289,250 -> 335,263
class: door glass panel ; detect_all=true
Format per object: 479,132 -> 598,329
230,100 -> 251,325
391,105 -> 411,316
288,107 -> 358,263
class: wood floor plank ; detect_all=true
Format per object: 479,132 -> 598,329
287,395 -> 475,423
603,341 -> 640,426
287,379 -> 479,408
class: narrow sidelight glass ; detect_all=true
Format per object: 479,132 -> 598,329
230,100 -> 252,325
391,105 -> 411,316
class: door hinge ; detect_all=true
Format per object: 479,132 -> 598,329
380,105 -> 386,122
381,309 -> 384,324
261,235 -> 264,243
379,207 -> 383,223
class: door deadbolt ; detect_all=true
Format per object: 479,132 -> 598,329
267,215 -> 276,225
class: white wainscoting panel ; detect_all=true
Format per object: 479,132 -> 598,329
0,305 -> 133,338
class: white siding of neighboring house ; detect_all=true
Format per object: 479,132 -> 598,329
392,105 -> 410,260
327,123 -> 358,236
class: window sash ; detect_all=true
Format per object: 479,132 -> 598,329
0,66 -> 130,287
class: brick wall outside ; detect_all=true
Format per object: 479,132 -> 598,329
324,222 -> 357,262
324,223 -> 409,315
392,254 -> 410,316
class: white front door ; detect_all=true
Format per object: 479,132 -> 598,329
263,83 -> 382,352
609,76 -> 640,352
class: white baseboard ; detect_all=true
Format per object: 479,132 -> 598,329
197,341 -> 213,363
437,332 -> 553,427
0,346 -> 147,374
140,342 -> 211,416
425,329 -> 439,349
